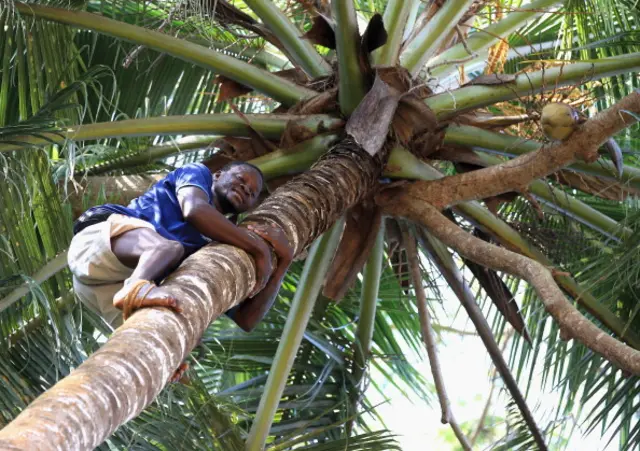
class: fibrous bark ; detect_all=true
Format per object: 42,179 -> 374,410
0,139 -> 387,450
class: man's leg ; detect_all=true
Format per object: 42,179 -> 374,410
111,227 -> 192,382
110,228 -> 185,317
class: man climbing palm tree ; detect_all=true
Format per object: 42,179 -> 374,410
68,161 -> 293,330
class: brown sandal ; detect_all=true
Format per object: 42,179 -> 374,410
115,279 -> 181,320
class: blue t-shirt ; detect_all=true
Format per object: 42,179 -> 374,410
89,163 -> 214,256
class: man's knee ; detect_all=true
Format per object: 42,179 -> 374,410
158,239 -> 184,263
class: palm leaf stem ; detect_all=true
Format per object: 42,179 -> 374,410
400,0 -> 475,75
206,40 -> 290,70
84,138 -> 218,175
528,181 -> 631,241
331,0 -> 367,115
427,53 -> 640,119
245,219 -> 345,451
91,5 -> 290,71
0,251 -> 68,314
347,225 -> 385,433
185,37 -> 290,69
0,114 -> 341,153
403,1 -> 421,40
243,0 -> 330,77
426,0 -> 564,79
14,3 -> 314,105
372,0 -> 419,66
84,2 -> 290,69
88,133 -> 339,180
251,134 -> 341,179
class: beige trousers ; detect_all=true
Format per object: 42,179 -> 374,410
67,214 -> 155,327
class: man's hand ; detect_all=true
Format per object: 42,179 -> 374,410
246,230 -> 274,297
229,223 -> 294,332
247,223 -> 294,264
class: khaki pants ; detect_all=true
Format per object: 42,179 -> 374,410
67,214 -> 155,327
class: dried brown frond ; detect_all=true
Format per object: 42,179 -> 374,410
323,203 -> 382,301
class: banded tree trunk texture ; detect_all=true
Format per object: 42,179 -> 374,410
0,138 -> 384,450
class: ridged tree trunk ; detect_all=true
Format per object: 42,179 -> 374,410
0,138 -> 384,450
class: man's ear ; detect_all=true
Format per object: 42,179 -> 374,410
212,170 -> 222,181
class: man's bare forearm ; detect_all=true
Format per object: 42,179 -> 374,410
185,203 -> 266,256
231,263 -> 289,332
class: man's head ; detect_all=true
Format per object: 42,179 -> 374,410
213,162 -> 264,215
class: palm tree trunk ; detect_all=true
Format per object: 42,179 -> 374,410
0,138 -> 386,450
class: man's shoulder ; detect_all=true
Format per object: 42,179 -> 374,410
169,163 -> 213,199
175,163 -> 211,178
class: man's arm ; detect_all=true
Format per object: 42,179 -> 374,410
229,263 -> 289,332
228,224 -> 294,332
177,187 -> 272,295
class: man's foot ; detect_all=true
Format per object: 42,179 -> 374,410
113,279 -> 181,320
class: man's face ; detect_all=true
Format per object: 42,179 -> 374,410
213,165 -> 262,214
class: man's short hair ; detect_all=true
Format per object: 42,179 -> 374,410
220,161 -> 265,185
